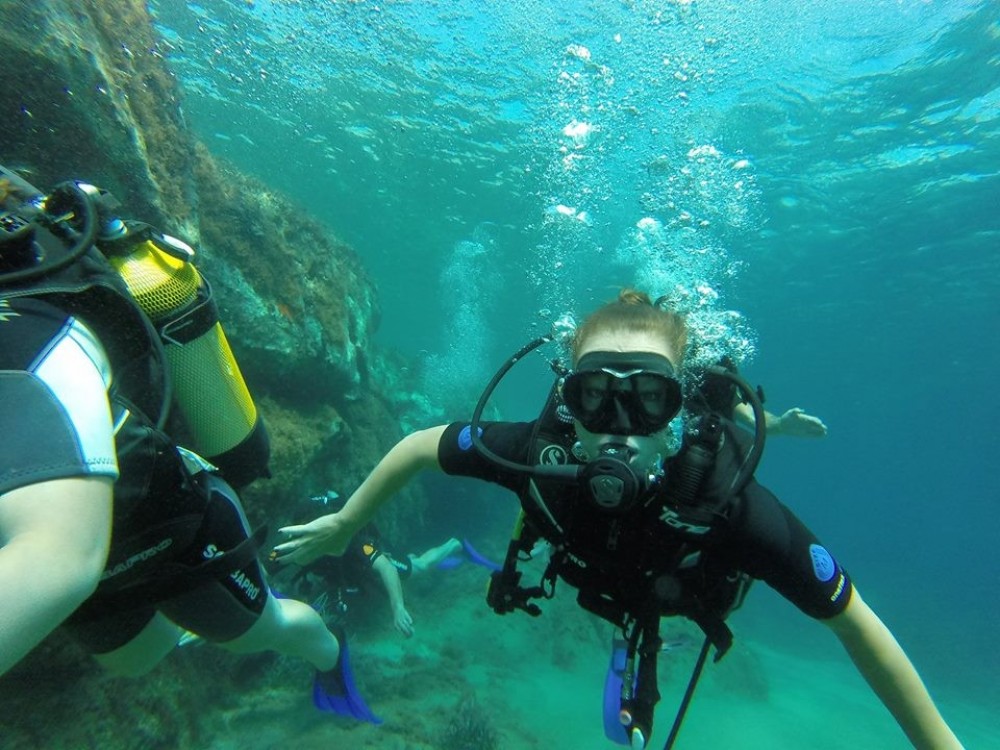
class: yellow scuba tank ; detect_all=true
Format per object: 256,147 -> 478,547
99,216 -> 269,488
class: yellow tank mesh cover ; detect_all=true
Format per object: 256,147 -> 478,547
165,322 -> 257,457
110,240 -> 200,320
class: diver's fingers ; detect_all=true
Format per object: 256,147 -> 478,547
783,408 -> 828,437
271,547 -> 318,566
811,419 -> 829,434
269,539 -> 306,564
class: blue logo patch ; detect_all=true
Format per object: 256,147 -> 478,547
809,544 -> 836,582
457,425 -> 482,451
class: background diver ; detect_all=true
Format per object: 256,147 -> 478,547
279,490 -> 500,638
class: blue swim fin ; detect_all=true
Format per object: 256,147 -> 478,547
460,539 -> 502,572
435,556 -> 464,570
603,637 -> 635,746
313,627 -> 382,724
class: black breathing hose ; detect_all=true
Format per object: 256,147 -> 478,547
0,180 -> 98,285
661,636 -> 712,750
469,333 -> 581,482
702,364 -> 767,497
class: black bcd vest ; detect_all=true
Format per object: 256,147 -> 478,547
510,382 -> 753,644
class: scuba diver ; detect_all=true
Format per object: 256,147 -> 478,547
273,289 -> 963,749
0,166 -> 378,724
282,490 -> 500,638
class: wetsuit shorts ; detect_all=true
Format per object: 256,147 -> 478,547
65,473 -> 269,652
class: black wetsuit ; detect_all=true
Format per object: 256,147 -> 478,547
437,421 -> 852,623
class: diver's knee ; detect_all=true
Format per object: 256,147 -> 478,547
222,593 -> 324,652
408,552 -> 426,574
273,594 -> 326,628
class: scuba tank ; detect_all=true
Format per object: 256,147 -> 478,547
89,191 -> 269,488
0,167 -> 268,488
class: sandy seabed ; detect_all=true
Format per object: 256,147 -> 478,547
191,565 -> 994,750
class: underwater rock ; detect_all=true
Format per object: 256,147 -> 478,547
2,0 -> 383,407
0,0 -> 196,225
190,146 -> 381,404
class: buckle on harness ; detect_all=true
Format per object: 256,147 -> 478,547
486,569 -> 545,617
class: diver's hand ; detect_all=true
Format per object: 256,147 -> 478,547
271,513 -> 354,565
393,605 -> 415,638
775,408 -> 828,438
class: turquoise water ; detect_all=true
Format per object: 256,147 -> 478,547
150,0 -> 998,746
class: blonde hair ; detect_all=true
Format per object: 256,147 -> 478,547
572,288 -> 688,365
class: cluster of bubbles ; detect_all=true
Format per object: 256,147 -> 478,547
420,224 -> 500,412
158,0 -> 767,385
640,144 -> 760,239
527,19 -> 762,374
615,212 -> 757,373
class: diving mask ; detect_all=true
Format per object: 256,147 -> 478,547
562,351 -> 683,437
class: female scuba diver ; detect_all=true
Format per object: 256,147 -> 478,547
272,289 -> 963,749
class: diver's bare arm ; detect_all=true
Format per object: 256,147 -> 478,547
0,477 -> 113,676
372,554 -> 413,637
734,402 -> 827,438
337,425 -> 446,531
273,426 -> 446,564
825,589 -> 963,750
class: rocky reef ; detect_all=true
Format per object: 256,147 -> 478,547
1,1 -> 433,746
1,0 -> 195,225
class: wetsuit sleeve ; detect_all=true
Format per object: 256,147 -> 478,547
437,421 -> 536,493
728,480 -> 853,619
0,298 -> 118,495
